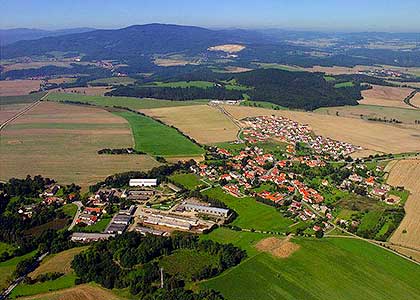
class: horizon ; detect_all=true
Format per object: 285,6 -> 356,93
1,0 -> 420,32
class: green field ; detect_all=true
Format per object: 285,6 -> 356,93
324,76 -> 336,82
169,173 -> 203,190
159,249 -> 219,281
143,81 -> 215,88
202,187 -> 293,232
0,242 -> 16,256
114,111 -> 204,157
74,216 -> 112,233
255,63 -> 303,72
46,92 -> 207,110
60,203 -> 78,218
201,229 -> 420,300
89,77 -> 136,85
334,81 -> 355,88
0,251 -> 36,290
240,100 -> 288,110
10,273 -> 77,299
357,211 -> 383,235
0,92 -> 47,105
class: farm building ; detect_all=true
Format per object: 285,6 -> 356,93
136,226 -> 167,236
70,232 -> 115,242
129,178 -> 157,187
184,203 -> 229,218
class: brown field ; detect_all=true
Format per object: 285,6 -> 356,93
208,44 -> 246,53
410,92 -> 420,108
359,85 -> 414,109
30,247 -> 88,278
141,105 -> 239,144
53,86 -> 112,96
222,105 -> 420,154
0,103 -> 30,123
255,236 -> 300,258
1,61 -> 72,72
387,159 -> 420,251
0,79 -> 42,96
47,77 -> 77,85
223,66 -> 253,73
0,101 -> 160,187
16,284 -> 127,300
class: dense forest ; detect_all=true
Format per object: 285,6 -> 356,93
107,68 -> 364,110
72,232 -> 246,298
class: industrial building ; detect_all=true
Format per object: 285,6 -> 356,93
184,203 -> 230,218
129,179 -> 157,187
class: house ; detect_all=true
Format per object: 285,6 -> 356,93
129,179 -> 157,187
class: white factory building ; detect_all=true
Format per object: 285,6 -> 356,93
129,178 -> 157,187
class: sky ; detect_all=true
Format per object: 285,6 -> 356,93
1,0 -> 420,32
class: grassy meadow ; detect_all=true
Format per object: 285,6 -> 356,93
201,228 -> 420,300
0,251 -> 36,290
202,187 -> 293,232
114,111 -> 204,157
169,173 -> 203,190
46,92 -> 208,110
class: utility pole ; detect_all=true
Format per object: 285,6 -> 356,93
160,267 -> 164,288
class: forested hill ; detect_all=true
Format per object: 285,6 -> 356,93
1,24 -> 262,60
107,68 -> 364,110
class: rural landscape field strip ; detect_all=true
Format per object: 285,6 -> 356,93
141,104 -> 239,144
113,110 -> 204,157
388,159 -> 420,251
359,85 -> 414,109
202,229 -> 420,300
0,102 -> 160,187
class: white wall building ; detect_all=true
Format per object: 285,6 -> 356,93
129,179 -> 157,187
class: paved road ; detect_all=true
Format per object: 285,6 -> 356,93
0,252 -> 48,300
0,92 -> 49,132
68,201 -> 83,230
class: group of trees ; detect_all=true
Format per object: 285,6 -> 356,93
71,232 -> 246,298
97,148 -> 146,155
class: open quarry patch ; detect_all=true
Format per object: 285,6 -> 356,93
255,236 -> 300,258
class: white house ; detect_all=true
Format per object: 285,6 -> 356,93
129,179 -> 157,187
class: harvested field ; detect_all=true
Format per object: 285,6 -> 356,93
222,105 -> 420,154
154,58 -> 196,67
47,77 -> 77,85
141,105 -> 238,144
53,86 -> 112,96
0,79 -> 42,96
388,159 -> 420,251
208,44 -> 245,53
359,85 -> 414,109
223,66 -> 253,73
0,102 -> 160,187
29,247 -> 88,278
1,61 -> 72,72
0,103 -> 29,123
16,283 -> 127,300
255,236 -> 300,258
411,92 -> 420,108
315,104 -> 420,124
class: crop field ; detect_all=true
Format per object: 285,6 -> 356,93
315,104 -> 420,124
208,44 -> 245,53
222,105 -> 420,154
0,79 -> 42,96
54,86 -> 113,96
201,229 -> 420,300
141,105 -> 238,144
0,251 -> 36,290
29,247 -> 88,278
169,173 -> 203,190
387,159 -> 420,251
359,85 -> 414,109
114,111 -> 204,157
46,92 -> 207,109
13,283 -> 128,300
202,187 -> 293,232
334,81 -> 354,88
0,102 -> 160,187
88,77 -> 136,86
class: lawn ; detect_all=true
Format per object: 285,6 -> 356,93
201,230 -> 420,300
60,203 -> 78,218
46,92 -> 207,110
202,187 -> 293,232
169,173 -> 203,190
10,273 -> 77,299
357,211 -> 383,235
114,111 -> 204,157
0,251 -> 36,290
159,249 -> 219,281
334,81 -> 355,88
73,216 -> 112,233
